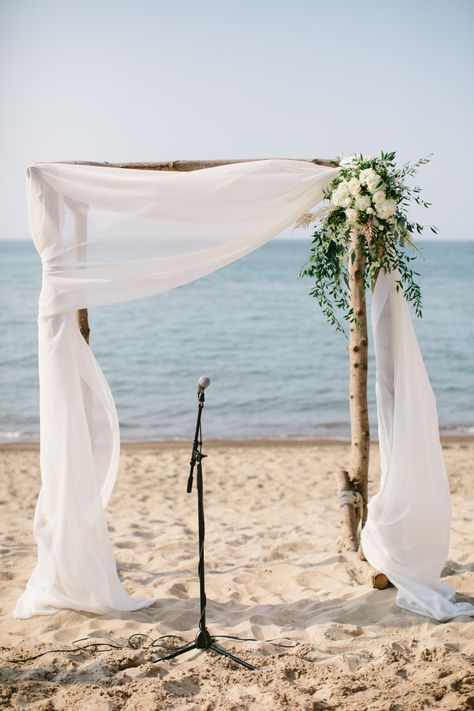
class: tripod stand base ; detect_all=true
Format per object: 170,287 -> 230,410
155,627 -> 258,671
195,628 -> 213,649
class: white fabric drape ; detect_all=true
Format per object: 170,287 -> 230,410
362,270 -> 474,620
15,158 -> 472,622
15,160 -> 338,618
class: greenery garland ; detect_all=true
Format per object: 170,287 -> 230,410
299,151 -> 436,334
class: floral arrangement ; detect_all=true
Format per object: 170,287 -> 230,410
300,151 -> 436,333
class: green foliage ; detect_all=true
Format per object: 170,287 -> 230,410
299,151 -> 435,334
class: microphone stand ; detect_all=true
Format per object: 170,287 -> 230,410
155,382 -> 257,671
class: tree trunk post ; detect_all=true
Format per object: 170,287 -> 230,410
337,237 -> 389,589
72,202 -> 90,345
348,228 -> 370,537
77,308 -> 90,344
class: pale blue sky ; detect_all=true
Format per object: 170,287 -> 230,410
0,0 -> 473,239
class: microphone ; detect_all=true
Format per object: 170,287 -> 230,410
188,376 -> 211,493
197,376 -> 211,394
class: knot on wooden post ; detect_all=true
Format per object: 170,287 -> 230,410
335,469 -> 390,590
336,470 -> 360,553
338,488 -> 363,512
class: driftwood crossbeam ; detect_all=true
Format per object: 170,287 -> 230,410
60,156 -> 388,591
60,157 -> 336,170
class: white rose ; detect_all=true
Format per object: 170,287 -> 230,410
366,207 -> 374,214
342,196 -> 353,208
355,194 -> 371,211
340,154 -> 373,167
372,190 -> 386,205
340,155 -> 356,167
376,199 -> 397,220
348,177 -> 361,196
345,208 -> 359,224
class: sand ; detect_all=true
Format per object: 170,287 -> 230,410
0,440 -> 473,710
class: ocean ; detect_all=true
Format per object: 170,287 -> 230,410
0,239 -> 473,443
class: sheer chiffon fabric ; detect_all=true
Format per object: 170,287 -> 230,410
15,160 -> 338,617
15,159 -> 472,621
361,271 -> 474,620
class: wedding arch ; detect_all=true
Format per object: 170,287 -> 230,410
15,157 -> 473,623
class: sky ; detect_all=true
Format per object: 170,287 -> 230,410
0,0 -> 473,240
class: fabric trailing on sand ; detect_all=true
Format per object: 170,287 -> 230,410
15,159 -> 473,622
362,270 -> 474,620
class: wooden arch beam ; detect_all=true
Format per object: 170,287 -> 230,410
58,157 -> 337,170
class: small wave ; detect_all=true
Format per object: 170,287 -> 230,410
440,424 -> 474,436
0,431 -> 40,444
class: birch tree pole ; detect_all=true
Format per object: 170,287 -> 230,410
348,229 -> 370,533
301,151 -> 435,585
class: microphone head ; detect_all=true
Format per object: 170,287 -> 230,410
198,376 -> 211,390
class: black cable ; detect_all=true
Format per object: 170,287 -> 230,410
0,632 -> 298,665
213,635 -> 299,649
0,633 -> 185,665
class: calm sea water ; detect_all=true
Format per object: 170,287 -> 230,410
0,239 -> 473,442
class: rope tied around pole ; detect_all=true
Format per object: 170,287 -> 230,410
338,488 -> 364,541
338,489 -> 363,511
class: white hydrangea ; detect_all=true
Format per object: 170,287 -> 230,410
345,208 -> 359,224
372,190 -> 386,205
376,199 -> 397,220
348,177 -> 361,196
359,168 -> 381,193
367,173 -> 382,192
331,181 -> 351,207
358,169 -> 372,185
355,194 -> 371,211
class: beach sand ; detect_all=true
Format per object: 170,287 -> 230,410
0,440 -> 473,710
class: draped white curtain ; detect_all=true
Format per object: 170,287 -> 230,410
362,272 -> 474,620
14,159 -> 473,622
